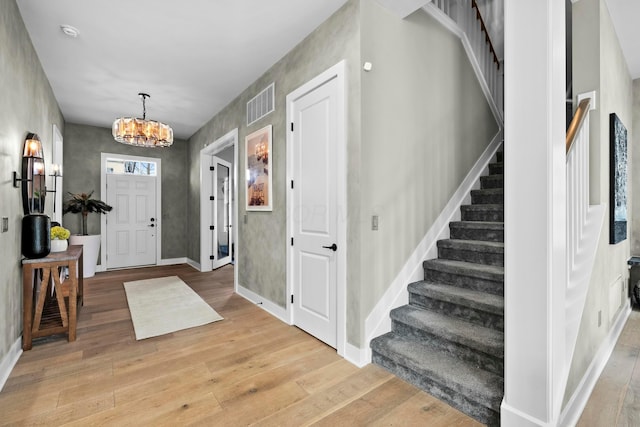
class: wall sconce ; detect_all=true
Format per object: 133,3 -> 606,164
13,133 -> 46,215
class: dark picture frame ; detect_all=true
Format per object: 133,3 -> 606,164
609,113 -> 628,244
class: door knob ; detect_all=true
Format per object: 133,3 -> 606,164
150,218 -> 155,222
322,243 -> 338,251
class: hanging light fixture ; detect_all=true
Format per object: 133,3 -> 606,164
112,93 -> 173,147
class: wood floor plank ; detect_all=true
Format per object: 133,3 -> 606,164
0,264 -> 485,426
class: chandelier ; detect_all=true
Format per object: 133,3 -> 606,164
112,93 -> 173,147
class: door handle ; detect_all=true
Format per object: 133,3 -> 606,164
149,224 -> 155,228
150,218 -> 155,222
322,243 -> 337,251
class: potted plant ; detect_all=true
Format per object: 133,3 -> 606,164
50,225 -> 70,252
63,191 -> 112,277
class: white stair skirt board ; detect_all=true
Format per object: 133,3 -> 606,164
364,131 -> 503,356
124,276 -> 223,340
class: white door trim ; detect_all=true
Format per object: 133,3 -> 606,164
100,153 -> 162,271
199,128 -> 239,290
286,60 -> 347,357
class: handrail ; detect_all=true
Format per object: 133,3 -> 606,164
471,0 -> 500,69
566,98 -> 591,154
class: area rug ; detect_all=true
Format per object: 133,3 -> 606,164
123,276 -> 223,340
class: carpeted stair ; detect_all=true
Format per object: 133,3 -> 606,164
371,151 -> 504,426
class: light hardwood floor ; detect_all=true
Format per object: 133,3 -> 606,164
578,310 -> 640,427
0,264 -> 482,426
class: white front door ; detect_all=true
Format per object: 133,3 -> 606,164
289,73 -> 341,348
211,156 -> 233,269
106,174 -> 157,268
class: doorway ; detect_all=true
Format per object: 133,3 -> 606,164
286,61 -> 347,354
200,129 -> 238,279
101,153 -> 162,270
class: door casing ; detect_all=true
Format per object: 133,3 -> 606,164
100,153 -> 162,271
199,128 -> 239,288
286,60 -> 347,357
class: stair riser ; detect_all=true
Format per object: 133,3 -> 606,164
372,352 -> 500,426
480,175 -> 504,189
391,321 -> 503,376
423,267 -> 503,296
438,246 -> 504,267
496,151 -> 503,163
471,192 -> 504,205
449,226 -> 504,243
461,208 -> 504,222
409,293 -> 504,331
489,163 -> 503,174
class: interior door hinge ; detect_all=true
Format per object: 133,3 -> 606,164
291,237 -> 294,246
291,180 -> 294,189
290,122 -> 294,132
291,294 -> 294,304
209,166 -> 215,171
210,196 -> 215,201
210,255 -> 215,260
209,225 -> 215,230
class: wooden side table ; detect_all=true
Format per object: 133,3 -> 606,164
22,245 -> 84,350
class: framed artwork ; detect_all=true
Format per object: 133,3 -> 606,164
609,113 -> 627,244
245,125 -> 272,211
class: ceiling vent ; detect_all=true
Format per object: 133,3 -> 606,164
247,83 -> 274,126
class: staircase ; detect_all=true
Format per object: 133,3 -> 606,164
370,151 -> 504,426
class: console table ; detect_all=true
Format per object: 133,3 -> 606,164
22,245 -> 84,350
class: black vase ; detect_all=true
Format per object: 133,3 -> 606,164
22,214 -> 50,259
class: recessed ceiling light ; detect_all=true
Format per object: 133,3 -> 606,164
60,25 -> 80,38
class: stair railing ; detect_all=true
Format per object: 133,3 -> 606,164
566,97 -> 591,271
426,0 -> 503,122
564,95 -> 606,384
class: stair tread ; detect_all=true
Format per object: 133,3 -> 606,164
391,305 -> 504,356
450,221 -> 504,229
371,333 -> 503,407
424,259 -> 504,281
438,239 -> 504,253
409,281 -> 504,315
470,188 -> 503,195
461,204 -> 503,210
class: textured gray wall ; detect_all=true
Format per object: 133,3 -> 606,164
187,0 -> 361,308
565,0 -> 633,405
356,3 -> 499,345
63,123 -> 188,259
0,0 -> 64,366
633,78 -> 640,255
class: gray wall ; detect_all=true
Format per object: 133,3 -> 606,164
0,0 -> 64,366
63,123 -> 189,259
565,0 -> 633,404
187,0 -> 498,348
633,79 -> 640,255
187,0 -> 361,308
356,3 -> 498,344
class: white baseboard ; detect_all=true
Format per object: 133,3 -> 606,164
186,258 -> 201,271
364,132 -> 503,346
236,284 -> 289,324
0,338 -> 22,392
559,302 -> 632,426
158,257 -> 189,266
343,341 -> 370,368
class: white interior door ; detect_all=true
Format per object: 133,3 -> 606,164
211,156 -> 232,269
106,174 -> 157,268
290,74 -> 340,348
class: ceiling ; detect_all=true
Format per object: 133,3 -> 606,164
603,0 -> 640,79
15,0 -> 348,140
15,0 -> 640,141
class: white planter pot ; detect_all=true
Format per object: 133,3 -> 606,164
50,239 -> 68,253
69,234 -> 101,278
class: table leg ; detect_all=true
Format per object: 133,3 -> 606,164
22,266 -> 33,351
68,268 -> 77,342
32,268 -> 51,333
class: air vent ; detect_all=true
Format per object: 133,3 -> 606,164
247,83 -> 274,126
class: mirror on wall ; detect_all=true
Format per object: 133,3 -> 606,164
21,133 -> 46,215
